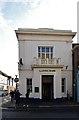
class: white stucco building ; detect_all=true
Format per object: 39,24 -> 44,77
0,70 -> 16,92
0,71 -> 8,90
15,28 -> 76,100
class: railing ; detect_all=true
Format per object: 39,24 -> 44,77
18,58 -> 62,70
33,58 -> 61,65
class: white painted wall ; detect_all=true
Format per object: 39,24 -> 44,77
54,69 -> 62,99
17,29 -> 75,98
0,74 -> 8,90
19,42 -> 72,70
62,70 -> 72,97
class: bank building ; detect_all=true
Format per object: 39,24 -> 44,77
15,28 -> 76,100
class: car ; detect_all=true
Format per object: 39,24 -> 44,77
0,90 -> 8,97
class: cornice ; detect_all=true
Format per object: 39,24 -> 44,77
15,28 -> 76,39
18,39 -> 72,43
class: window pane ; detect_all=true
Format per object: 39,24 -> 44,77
62,81 -> 64,85
62,78 -> 66,93
27,78 -> 32,92
38,47 -> 40,52
51,48 -> 53,52
29,79 -> 32,85
38,53 -> 40,58
30,86 -> 32,92
38,46 -> 53,59
46,48 -> 49,52
62,78 -> 65,85
46,54 -> 49,58
42,54 -> 45,59
27,85 -> 29,89
27,79 -> 29,85
51,54 -> 53,59
42,48 -> 45,52
62,86 -> 64,92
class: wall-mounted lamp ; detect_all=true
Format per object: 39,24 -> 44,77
66,65 -> 68,69
19,58 -> 23,65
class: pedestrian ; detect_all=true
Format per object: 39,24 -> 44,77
67,90 -> 70,101
25,88 -> 30,106
10,90 -> 14,102
15,90 -> 22,106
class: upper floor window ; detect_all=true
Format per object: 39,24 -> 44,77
38,46 -> 53,59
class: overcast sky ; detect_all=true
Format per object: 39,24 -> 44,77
0,0 -> 78,78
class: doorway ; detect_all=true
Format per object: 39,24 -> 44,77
42,75 -> 54,100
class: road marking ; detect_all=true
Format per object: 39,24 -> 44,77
0,107 -> 8,110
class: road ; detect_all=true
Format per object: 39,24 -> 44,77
0,95 -> 11,107
0,96 -> 11,120
1,106 -> 79,119
0,96 -> 79,119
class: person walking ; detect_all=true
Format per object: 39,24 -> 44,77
25,88 -> 30,106
15,90 -> 22,107
10,90 -> 14,102
67,90 -> 70,101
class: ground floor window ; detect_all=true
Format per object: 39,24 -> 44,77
27,78 -> 32,92
61,78 -> 66,93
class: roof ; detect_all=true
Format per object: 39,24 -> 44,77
15,28 -> 76,38
0,70 -> 11,79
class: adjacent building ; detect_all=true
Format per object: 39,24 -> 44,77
72,44 -> 79,101
15,28 -> 76,99
7,77 -> 16,93
0,70 -> 15,93
0,71 -> 8,90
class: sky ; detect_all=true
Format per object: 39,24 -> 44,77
0,0 -> 78,78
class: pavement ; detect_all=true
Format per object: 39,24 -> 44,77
1,98 -> 79,110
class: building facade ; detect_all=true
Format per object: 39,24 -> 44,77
0,70 -> 15,92
72,44 -> 79,101
0,71 -> 8,90
7,77 -> 16,93
15,28 -> 76,99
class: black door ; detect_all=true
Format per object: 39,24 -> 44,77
42,75 -> 53,100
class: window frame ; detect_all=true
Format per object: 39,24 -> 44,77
61,78 -> 66,93
26,78 -> 32,93
38,46 -> 53,59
